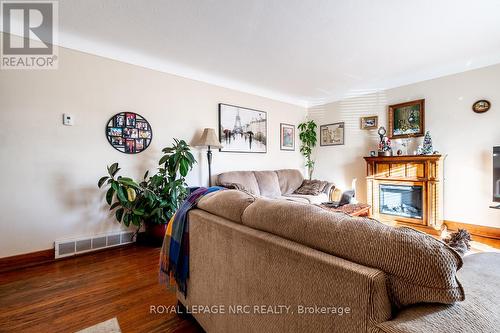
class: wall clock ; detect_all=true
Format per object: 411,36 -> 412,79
472,100 -> 491,113
106,112 -> 152,154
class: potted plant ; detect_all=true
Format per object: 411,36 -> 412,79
146,139 -> 196,238
298,120 -> 317,180
98,139 -> 196,242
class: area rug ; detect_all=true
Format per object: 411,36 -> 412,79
76,317 -> 121,333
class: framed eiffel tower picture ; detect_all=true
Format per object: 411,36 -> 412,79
218,103 -> 267,153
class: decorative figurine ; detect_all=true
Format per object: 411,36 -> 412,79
377,126 -> 392,156
417,131 -> 433,155
401,138 -> 411,155
378,126 -> 387,143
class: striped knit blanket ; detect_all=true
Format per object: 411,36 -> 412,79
159,186 -> 224,296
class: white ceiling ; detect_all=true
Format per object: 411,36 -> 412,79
16,1 -> 500,106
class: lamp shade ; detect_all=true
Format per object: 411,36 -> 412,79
196,128 -> 222,148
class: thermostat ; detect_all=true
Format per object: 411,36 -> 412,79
63,113 -> 74,126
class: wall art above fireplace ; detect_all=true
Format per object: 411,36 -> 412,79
388,99 -> 425,139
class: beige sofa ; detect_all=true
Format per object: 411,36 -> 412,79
177,190 -> 500,333
216,169 -> 335,204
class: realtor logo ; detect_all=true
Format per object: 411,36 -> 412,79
1,1 -> 58,69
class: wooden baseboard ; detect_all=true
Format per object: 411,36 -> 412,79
0,248 -> 55,273
444,221 -> 500,240
0,243 -> 138,273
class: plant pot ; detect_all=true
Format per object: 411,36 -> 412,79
143,223 -> 168,246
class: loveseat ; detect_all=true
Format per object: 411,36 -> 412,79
216,169 -> 336,204
177,190 -> 500,333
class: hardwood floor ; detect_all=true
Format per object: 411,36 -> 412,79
0,245 -> 203,333
1,237 -> 497,333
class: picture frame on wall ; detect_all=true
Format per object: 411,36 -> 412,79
320,122 -> 344,146
280,123 -> 295,151
218,103 -> 267,153
360,115 -> 378,130
388,99 -> 425,139
105,112 -> 153,154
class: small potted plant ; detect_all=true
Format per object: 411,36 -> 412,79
98,139 -> 196,242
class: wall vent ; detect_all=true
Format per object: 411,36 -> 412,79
121,232 -> 134,243
58,241 -> 76,256
76,239 -> 92,252
92,236 -> 107,249
107,234 -> 121,246
54,231 -> 135,259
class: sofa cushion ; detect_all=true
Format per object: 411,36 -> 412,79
283,192 -> 329,204
241,198 -> 464,308
253,171 -> 281,198
275,169 -> 304,194
197,190 -> 255,223
375,253 -> 500,333
217,171 -> 260,195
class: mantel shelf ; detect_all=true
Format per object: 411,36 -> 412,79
364,155 -> 444,162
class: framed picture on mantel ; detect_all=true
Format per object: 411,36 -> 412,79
388,99 -> 425,139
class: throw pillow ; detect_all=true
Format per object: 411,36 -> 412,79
316,180 -> 329,192
294,180 -> 327,195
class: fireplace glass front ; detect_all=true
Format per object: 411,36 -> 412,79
379,184 -> 423,219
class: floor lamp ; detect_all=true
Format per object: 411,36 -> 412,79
196,128 -> 222,187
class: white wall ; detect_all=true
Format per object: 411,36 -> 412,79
308,64 -> 500,227
0,43 -> 306,257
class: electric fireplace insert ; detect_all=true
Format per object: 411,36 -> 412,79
379,184 -> 423,219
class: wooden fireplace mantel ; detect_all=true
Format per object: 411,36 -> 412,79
364,155 -> 445,232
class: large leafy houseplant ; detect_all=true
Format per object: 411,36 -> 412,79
98,139 -> 196,233
298,120 -> 317,180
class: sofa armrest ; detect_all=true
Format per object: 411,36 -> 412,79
319,182 -> 339,201
330,187 -> 342,201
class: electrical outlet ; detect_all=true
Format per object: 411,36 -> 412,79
63,113 -> 74,126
